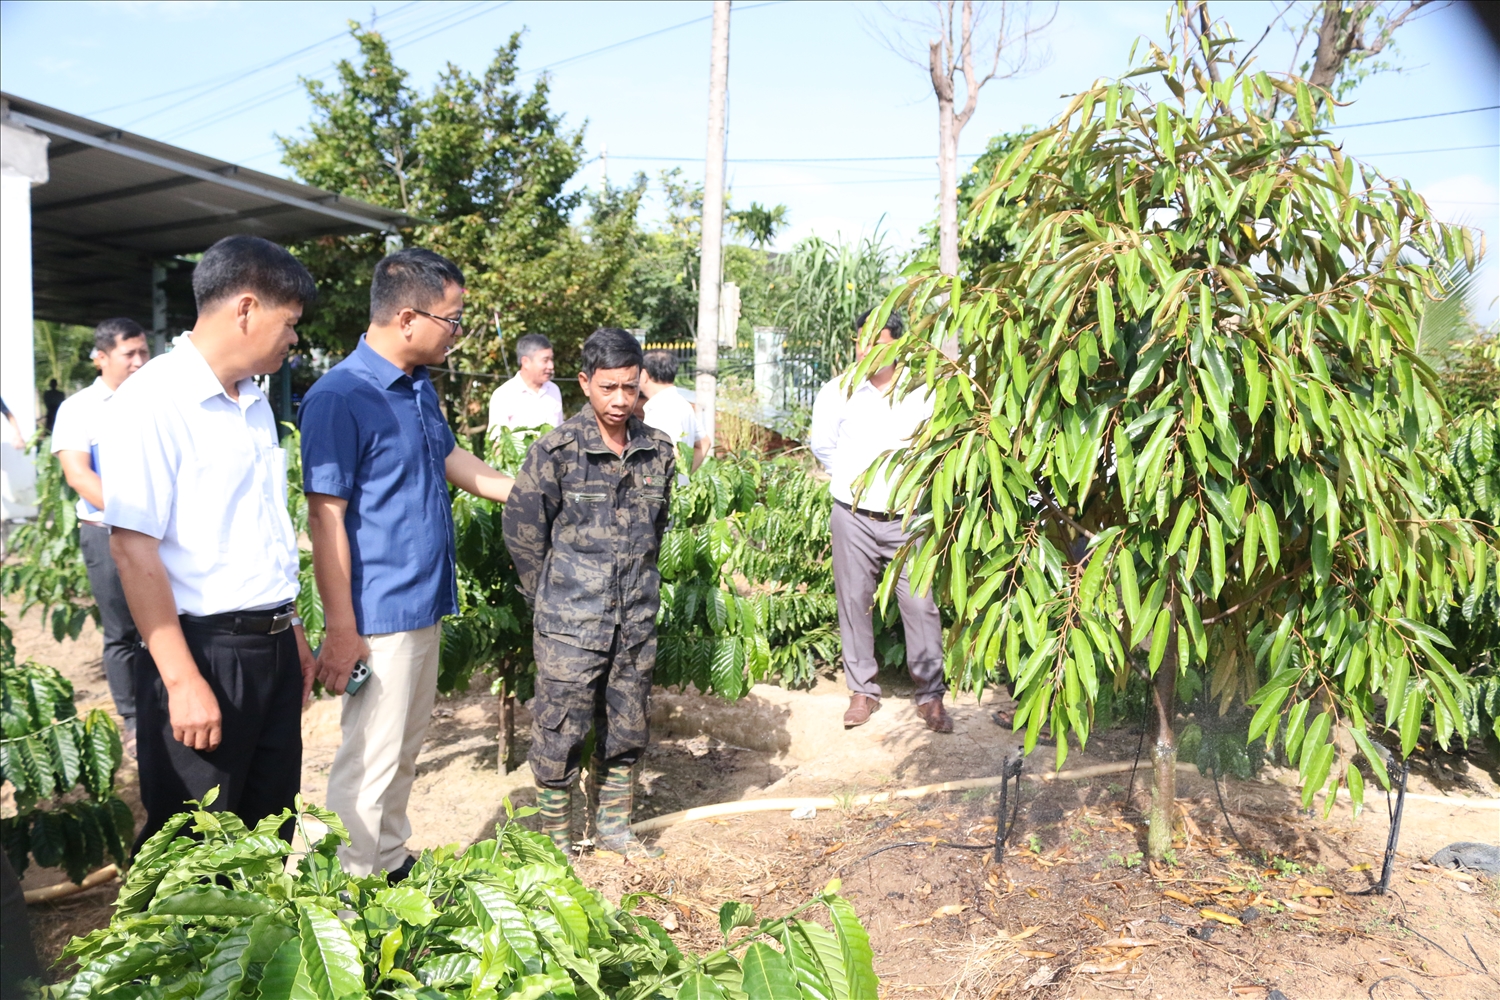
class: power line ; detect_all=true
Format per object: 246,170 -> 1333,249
518,0 -> 785,78
156,1 -> 512,142
611,153 -> 983,163
1334,105 -> 1498,129
90,0 -> 428,120
1359,143 -> 1498,156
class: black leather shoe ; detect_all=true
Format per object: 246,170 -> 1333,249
387,855 -> 417,885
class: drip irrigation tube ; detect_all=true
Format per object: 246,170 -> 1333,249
631,762 -> 1500,834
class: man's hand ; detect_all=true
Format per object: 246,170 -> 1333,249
110,526 -> 223,751
317,626 -> 370,696
294,626 -> 318,704
165,671 -> 222,751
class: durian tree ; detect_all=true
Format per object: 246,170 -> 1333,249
867,10 -> 1491,858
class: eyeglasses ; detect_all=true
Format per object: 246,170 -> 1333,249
411,307 -> 464,337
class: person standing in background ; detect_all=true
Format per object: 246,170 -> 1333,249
41,380 -> 66,435
810,309 -> 951,734
103,235 -> 319,845
503,328 -> 675,859
301,248 -> 514,883
639,349 -> 708,475
50,318 -> 153,756
488,333 -> 564,434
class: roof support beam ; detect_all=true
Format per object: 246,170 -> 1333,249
86,202 -> 297,241
35,174 -> 202,214
8,110 -> 398,233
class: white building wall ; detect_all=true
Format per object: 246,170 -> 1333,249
1,118 -> 50,520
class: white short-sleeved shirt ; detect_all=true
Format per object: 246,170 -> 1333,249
642,385 -> 700,449
809,374 -> 934,513
101,336 -> 299,617
487,374 -> 564,434
50,377 -> 115,523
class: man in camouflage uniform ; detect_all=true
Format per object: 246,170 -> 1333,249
502,328 -> 676,858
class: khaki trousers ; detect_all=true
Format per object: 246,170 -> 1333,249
326,623 -> 442,876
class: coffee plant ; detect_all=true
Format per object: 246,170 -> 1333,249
0,445 -> 96,642
866,9 -> 1494,858
50,793 -> 876,999
441,426 -> 845,702
0,618 -> 132,884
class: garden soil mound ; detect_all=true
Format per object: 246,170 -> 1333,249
8,597 -> 1499,998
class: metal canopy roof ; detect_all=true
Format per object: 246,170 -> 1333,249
3,93 -> 414,328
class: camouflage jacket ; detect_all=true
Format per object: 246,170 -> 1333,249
502,410 -> 676,651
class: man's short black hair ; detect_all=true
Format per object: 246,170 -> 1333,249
516,333 -> 552,364
642,349 -> 679,385
581,328 -> 644,377
370,248 -> 465,325
855,307 -> 904,338
193,235 -> 317,313
94,317 -> 147,354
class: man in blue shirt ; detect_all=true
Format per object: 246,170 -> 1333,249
299,248 -> 513,881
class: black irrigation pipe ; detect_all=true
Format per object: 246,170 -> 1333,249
1209,763 -> 1251,855
836,840 -> 991,875
994,751 -> 1025,863
1124,684 -> 1152,812
1355,758 -> 1410,897
1367,975 -> 1435,1000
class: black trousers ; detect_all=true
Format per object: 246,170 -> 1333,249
133,621 -> 302,849
80,521 -> 148,727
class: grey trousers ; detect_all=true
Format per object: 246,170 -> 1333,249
80,521 -> 145,728
829,501 -> 946,704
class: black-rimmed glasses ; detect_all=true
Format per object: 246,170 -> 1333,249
411,307 -> 464,337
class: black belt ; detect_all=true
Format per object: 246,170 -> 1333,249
180,603 -> 298,635
835,499 -> 900,522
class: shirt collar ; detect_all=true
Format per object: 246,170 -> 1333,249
354,334 -> 428,389
572,410 -> 656,458
177,336 -> 261,405
511,374 -> 550,397
91,376 -> 115,402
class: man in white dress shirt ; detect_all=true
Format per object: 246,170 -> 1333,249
640,350 -> 708,473
809,309 -> 951,733
50,317 -> 152,754
103,235 -> 319,845
487,333 -> 565,435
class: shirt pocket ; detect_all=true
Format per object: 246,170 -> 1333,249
556,490 -> 611,554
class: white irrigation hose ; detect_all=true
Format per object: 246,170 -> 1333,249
631,761 -> 1500,834
23,864 -> 119,904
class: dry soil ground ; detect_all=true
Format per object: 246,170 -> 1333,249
7,594 -> 1500,999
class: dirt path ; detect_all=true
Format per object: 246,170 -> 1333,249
7,595 -> 1499,997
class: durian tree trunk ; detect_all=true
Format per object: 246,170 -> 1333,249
1147,616 -> 1179,861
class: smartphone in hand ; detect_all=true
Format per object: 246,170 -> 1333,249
346,661 -> 371,696
313,644 -> 371,696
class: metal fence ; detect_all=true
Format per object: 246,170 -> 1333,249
644,332 -> 827,421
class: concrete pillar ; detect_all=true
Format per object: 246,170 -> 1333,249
753,325 -> 784,419
1,116 -> 49,440
152,262 -> 168,356
1,113 -> 48,522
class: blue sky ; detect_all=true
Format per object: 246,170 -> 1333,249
3,0 -> 1496,316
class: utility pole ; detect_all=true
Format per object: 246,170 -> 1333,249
695,0 -> 730,447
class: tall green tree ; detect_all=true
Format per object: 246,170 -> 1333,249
870,9 -> 1490,858
279,26 -> 635,406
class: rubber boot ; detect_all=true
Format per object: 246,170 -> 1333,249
536,786 -> 572,854
594,760 -> 662,859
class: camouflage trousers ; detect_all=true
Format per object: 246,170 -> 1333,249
529,628 -> 655,789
